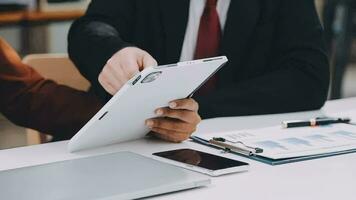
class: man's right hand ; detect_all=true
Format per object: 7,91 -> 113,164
98,47 -> 157,95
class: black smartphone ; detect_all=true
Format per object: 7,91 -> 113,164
153,148 -> 249,176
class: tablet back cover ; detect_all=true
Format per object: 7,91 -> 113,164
68,57 -> 227,152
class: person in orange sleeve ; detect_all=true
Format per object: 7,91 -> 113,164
0,38 -> 103,141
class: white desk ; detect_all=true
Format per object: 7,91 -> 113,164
1,98 -> 356,200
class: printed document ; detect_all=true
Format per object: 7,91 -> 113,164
195,123 -> 356,160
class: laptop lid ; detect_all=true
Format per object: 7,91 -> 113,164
0,151 -> 210,200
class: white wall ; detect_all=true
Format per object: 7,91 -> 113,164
48,22 -> 72,53
0,27 -> 21,52
0,21 -> 72,54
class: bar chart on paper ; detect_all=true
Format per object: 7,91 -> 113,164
196,123 -> 356,160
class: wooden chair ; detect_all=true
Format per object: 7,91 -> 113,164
22,54 -> 90,91
22,54 -> 90,144
0,113 -> 28,149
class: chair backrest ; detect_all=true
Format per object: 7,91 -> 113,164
0,113 -> 28,149
22,54 -> 90,91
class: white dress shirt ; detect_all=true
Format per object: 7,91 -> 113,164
179,0 -> 231,61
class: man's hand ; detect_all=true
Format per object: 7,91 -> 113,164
98,47 -> 157,95
145,98 -> 201,143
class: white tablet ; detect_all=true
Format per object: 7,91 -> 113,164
68,56 -> 228,152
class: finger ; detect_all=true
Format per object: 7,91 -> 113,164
106,59 -> 135,88
155,107 -> 201,124
151,128 -> 190,143
100,67 -> 124,91
141,52 -> 158,69
107,50 -> 139,82
99,71 -> 121,95
98,77 -> 117,95
146,118 -> 194,133
169,98 -> 199,111
121,60 -> 140,80
104,83 -> 117,95
109,62 -> 128,82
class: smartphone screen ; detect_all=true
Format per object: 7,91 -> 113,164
153,149 -> 249,171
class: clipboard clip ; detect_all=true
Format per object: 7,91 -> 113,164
210,137 -> 264,156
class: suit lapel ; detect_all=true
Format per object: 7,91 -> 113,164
221,0 -> 261,57
159,0 -> 190,63
217,0 -> 261,83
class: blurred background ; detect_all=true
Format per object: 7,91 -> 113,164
0,0 -> 356,148
1,0 -> 355,98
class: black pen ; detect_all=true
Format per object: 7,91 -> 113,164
282,117 -> 351,128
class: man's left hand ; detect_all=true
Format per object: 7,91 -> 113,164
145,98 -> 201,143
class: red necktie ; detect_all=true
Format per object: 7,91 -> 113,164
194,0 -> 221,95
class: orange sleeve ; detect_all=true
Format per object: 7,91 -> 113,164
0,38 -> 103,140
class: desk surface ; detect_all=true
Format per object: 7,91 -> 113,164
1,97 -> 356,200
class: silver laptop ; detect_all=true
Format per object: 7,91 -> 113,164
0,152 -> 210,200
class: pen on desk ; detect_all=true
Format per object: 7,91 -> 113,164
282,117 -> 351,128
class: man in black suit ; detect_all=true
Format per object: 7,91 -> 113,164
68,0 -> 329,140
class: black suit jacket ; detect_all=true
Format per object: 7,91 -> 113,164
68,0 -> 330,119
